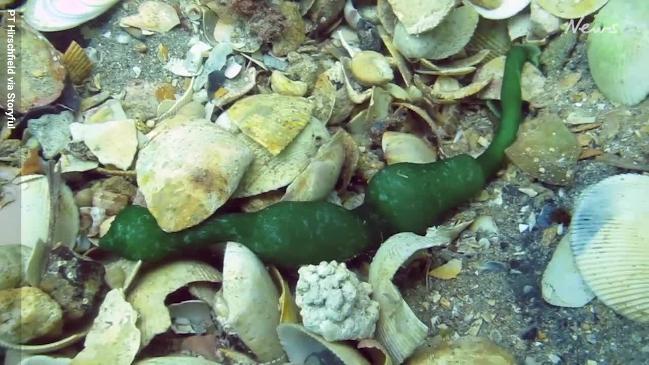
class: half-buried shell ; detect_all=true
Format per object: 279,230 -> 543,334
570,174 -> 649,323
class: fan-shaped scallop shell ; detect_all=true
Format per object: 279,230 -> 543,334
23,0 -> 121,32
570,174 -> 649,323
62,41 -> 92,84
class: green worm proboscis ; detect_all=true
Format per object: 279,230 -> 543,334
100,45 -> 541,267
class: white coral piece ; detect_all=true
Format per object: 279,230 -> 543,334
295,261 -> 379,341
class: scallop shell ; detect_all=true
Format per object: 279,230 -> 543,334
214,242 -> 284,362
466,0 -> 531,19
61,41 -> 92,84
127,260 -> 222,348
537,0 -> 608,19
587,0 -> 649,106
407,336 -> 516,364
393,5 -> 479,60
465,18 -> 512,61
369,223 -> 470,363
277,323 -> 370,365
570,174 -> 649,323
23,0 -> 120,32
387,0 -> 454,35
136,119 -> 253,232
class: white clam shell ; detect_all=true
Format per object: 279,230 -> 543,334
215,242 -> 284,363
277,323 -> 370,365
466,0 -> 531,19
23,0 -> 121,32
542,234 -> 595,307
570,174 -> 649,322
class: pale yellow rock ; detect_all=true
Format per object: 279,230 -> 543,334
0,287 -> 63,344
350,51 -> 394,86
270,71 -> 308,97
137,119 -> 253,232
69,120 -> 138,170
428,258 -> 462,280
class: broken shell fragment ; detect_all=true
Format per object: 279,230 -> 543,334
382,131 -> 437,165
473,55 -> 546,102
570,174 -> 649,322
350,51 -> 394,86
137,119 -> 253,232
62,41 -> 93,85
23,0 -> 120,32
0,287 -> 63,344
223,94 -> 313,155
215,242 -> 284,362
466,0 -> 531,19
428,258 -> 462,280
393,5 -> 479,60
369,223 -> 470,363
69,120 -> 138,170
127,260 -> 222,348
282,131 -> 345,202
386,0 -> 454,35
271,71 -> 309,97
72,289 -> 140,365
537,0 -> 608,19
415,75 -> 491,103
120,1 -> 180,33
542,234 -> 595,308
278,323 -> 370,365
232,118 -> 331,198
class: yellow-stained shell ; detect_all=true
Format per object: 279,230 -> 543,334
230,118 -> 331,198
350,51 -> 394,86
270,71 -> 308,97
127,260 -> 222,348
473,55 -> 545,102
570,174 -> 649,323
278,323 -> 371,365
467,0 -> 530,19
72,289 -> 140,365
387,0 -> 454,35
537,0 -> 608,19
269,266 -> 300,324
382,131 -> 437,165
273,1 -> 306,56
406,336 -> 516,365
224,94 -> 313,156
310,72 -> 337,123
61,41 -> 92,84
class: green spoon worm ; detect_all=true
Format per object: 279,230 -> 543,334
100,45 -> 540,267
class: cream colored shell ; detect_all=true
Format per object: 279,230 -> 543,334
570,174 -> 649,322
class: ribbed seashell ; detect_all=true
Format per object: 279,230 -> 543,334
23,0 -> 121,32
466,0 -> 530,19
465,18 -> 512,61
62,41 -> 92,84
570,174 -> 649,323
537,0 -> 608,19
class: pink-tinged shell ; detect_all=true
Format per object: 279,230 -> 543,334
23,0 -> 121,32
